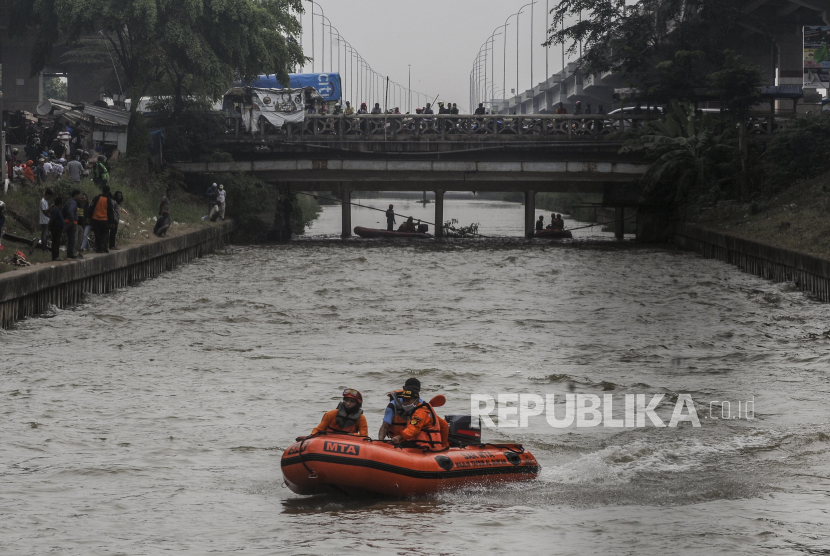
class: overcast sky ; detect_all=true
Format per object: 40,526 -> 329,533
296,0 -> 581,112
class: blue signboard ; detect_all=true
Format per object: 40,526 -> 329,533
249,73 -> 342,102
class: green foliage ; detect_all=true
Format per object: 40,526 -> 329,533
146,98 -> 227,162
621,100 -> 738,213
219,173 -> 273,242
547,0 -> 765,107
707,51 -> 763,118
127,112 -> 152,159
9,0 -> 306,145
203,175 -> 321,242
43,76 -> 68,101
759,112 -> 830,193
648,50 -> 709,103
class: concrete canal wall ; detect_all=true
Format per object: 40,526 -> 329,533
0,222 -> 233,329
675,223 -> 830,302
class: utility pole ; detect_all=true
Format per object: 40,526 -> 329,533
408,65 -> 411,113
311,5 -> 315,73
546,0 -> 549,79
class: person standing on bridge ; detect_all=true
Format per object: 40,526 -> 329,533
344,101 -> 354,115
371,103 -> 382,115
474,103 -> 486,115
386,204 -> 396,231
555,102 -> 568,115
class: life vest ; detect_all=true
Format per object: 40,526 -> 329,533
404,402 -> 446,451
312,406 -> 366,436
327,403 -> 363,433
94,162 -> 109,181
385,390 -> 415,437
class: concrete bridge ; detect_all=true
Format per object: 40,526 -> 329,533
170,112 -> 790,239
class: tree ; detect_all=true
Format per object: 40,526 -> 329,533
43,76 -> 68,101
8,0 -> 305,151
545,0 -> 767,105
620,100 -> 737,213
707,50 -> 763,120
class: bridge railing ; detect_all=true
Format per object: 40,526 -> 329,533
226,113 -> 797,142
231,113 -> 657,141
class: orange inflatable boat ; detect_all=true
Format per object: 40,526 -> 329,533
281,424 -> 539,497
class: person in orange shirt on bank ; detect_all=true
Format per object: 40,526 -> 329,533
311,388 -> 368,436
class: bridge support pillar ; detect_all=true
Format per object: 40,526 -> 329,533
434,190 -> 445,238
524,190 -> 536,239
341,190 -> 352,238
615,207 -> 625,240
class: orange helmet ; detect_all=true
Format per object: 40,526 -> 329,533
342,388 -> 363,404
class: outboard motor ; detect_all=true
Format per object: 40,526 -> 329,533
445,415 -> 482,447
417,223 -> 429,234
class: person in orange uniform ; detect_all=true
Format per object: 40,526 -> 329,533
389,385 -> 448,451
378,378 -> 423,441
311,388 -> 368,436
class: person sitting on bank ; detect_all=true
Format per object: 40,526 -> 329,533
536,215 -> 544,231
398,216 -> 418,233
311,388 -> 368,436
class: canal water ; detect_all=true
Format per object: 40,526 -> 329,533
2,197 -> 829,555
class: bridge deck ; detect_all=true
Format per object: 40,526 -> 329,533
220,112 -> 791,147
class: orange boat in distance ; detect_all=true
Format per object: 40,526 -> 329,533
281,428 -> 540,497
534,229 -> 573,239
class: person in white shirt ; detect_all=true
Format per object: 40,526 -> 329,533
42,159 -> 53,181
210,184 -> 226,221
52,159 -> 65,180
39,188 -> 53,251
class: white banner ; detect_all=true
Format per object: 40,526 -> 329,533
250,88 -> 306,129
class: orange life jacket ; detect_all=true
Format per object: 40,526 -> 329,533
311,408 -> 367,436
401,402 -> 447,451
385,390 -> 410,437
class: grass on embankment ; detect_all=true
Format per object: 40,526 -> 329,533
0,162 -> 214,273
694,170 -> 830,260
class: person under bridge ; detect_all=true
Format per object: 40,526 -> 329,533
398,216 -> 419,233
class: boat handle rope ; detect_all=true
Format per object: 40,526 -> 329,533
296,434 -> 317,478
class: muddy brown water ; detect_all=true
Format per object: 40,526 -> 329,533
2,197 -> 829,554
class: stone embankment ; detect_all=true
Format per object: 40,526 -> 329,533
675,223 -> 830,302
0,222 -> 233,329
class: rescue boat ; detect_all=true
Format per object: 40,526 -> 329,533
281,427 -> 539,497
534,229 -> 573,239
353,226 -> 433,239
